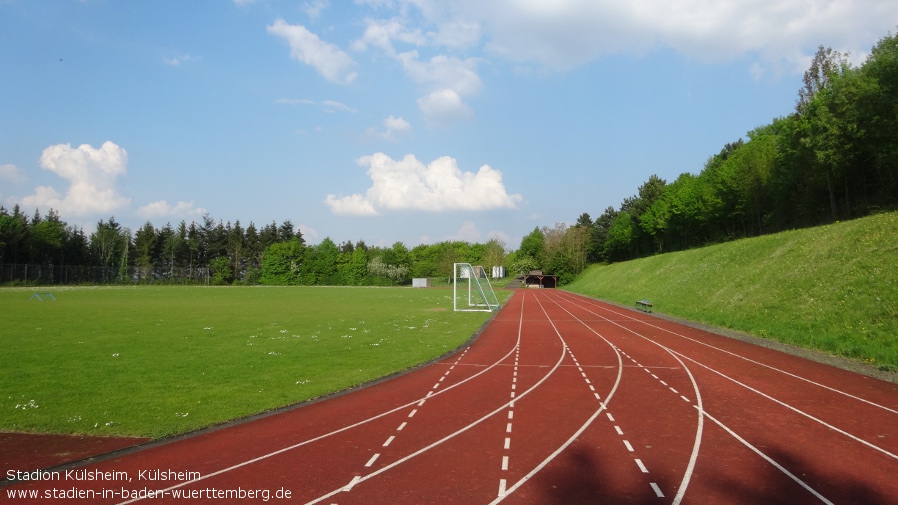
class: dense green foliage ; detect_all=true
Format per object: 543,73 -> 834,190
0,286 -> 507,438
576,33 -> 898,264
0,207 -> 507,286
565,211 -> 898,372
4,32 -> 897,287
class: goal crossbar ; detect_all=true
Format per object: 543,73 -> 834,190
453,263 -> 500,312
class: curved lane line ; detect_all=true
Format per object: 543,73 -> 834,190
697,407 -> 835,504
674,350 -> 898,462
116,293 -> 529,505
306,290 -> 572,505
557,292 -> 898,460
542,290 -> 704,505
492,291 -> 625,503
557,291 -> 898,415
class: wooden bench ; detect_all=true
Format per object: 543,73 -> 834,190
636,299 -> 652,313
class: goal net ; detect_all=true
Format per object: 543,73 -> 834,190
453,263 -> 501,312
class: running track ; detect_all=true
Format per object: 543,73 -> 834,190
4,289 -> 898,504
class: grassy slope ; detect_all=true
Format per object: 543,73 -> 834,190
1,286 -> 508,438
565,211 -> 898,371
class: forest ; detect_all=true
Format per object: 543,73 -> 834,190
2,31 -> 897,287
519,31 -> 898,283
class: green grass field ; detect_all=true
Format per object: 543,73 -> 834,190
565,211 -> 898,372
1,285 -> 509,439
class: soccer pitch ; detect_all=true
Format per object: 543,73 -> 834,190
1,285 -> 507,439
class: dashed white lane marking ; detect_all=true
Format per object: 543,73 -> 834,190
504,437 -> 511,450
365,453 -> 380,467
634,459 -> 648,473
614,425 -> 624,435
623,440 -> 634,452
408,409 -> 417,418
383,436 -> 395,447
650,482 -> 665,498
397,422 -> 407,431
502,456 -> 510,471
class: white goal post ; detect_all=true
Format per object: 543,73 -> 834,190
453,263 -> 501,312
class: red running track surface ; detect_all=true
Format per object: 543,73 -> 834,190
3,289 -> 897,504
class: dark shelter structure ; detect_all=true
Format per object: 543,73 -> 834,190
522,270 -> 557,288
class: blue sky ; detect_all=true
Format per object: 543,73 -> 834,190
2,1 -> 895,249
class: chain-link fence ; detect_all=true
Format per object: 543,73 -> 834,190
0,264 -> 211,285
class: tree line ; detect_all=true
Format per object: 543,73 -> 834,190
560,31 -> 898,269
4,31 -> 896,287
0,206 -> 507,286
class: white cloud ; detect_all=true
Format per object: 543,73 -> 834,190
267,19 -> 358,84
21,141 -> 130,216
302,0 -> 329,19
0,164 -> 26,183
353,17 -> 426,55
163,53 -> 195,67
276,98 -> 357,113
298,223 -> 319,243
366,115 -> 411,141
372,1 -> 898,74
417,89 -> 473,127
137,200 -> 206,220
325,152 -> 522,215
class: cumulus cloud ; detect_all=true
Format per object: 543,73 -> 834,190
369,1 -> 898,74
417,89 -> 473,127
137,200 -> 207,219
20,141 -> 130,216
354,16 -> 481,126
366,115 -> 411,141
267,19 -> 357,84
0,164 -> 26,183
325,152 -> 522,216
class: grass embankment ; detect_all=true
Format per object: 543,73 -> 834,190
565,211 -> 898,372
0,286 -> 508,438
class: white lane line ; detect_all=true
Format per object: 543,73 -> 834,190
365,453 -> 380,467
397,422 -> 407,431
343,476 -> 361,492
675,351 -> 898,462
606,413 -> 615,422
549,291 -> 705,505
310,293 -> 569,505
623,440 -> 634,452
502,456 -> 509,471
383,436 -> 395,447
506,423 -> 513,433
408,409 -> 417,418
614,426 -> 624,435
565,292 -> 898,415
507,410 -> 514,420
650,483 -> 665,498
498,479 -> 507,497
490,293 -> 625,504
504,437 -> 511,450
635,459 -> 648,473
698,407 -> 834,505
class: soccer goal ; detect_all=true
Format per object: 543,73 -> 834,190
453,263 -> 501,312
